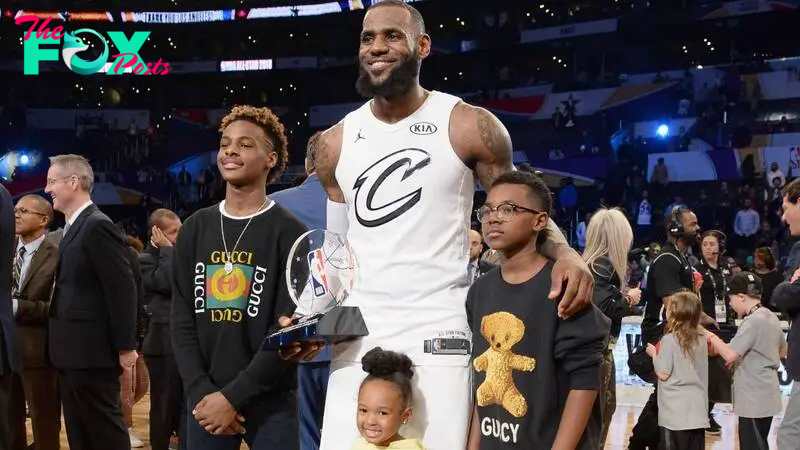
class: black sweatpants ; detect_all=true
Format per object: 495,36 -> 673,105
660,428 -> 704,450
630,390 -> 660,449
738,416 -> 773,450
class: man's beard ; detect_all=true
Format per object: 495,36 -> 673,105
681,232 -> 699,247
355,55 -> 420,100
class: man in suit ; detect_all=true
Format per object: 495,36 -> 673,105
271,131 -> 326,229
270,131 -> 328,450
44,154 -> 138,450
9,194 -> 61,450
45,229 -> 63,246
469,229 -> 496,283
140,208 -> 184,450
0,184 -> 22,450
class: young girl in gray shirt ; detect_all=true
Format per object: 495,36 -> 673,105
646,291 -> 709,450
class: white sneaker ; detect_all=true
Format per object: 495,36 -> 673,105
129,429 -> 145,448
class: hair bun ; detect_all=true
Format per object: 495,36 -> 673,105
361,347 -> 414,380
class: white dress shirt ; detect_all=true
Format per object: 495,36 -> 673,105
67,200 -> 93,226
12,233 -> 47,316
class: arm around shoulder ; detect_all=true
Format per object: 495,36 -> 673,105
452,103 -> 570,258
450,103 -> 514,189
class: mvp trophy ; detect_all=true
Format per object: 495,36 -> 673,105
263,229 -> 368,349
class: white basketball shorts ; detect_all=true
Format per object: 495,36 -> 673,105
318,360 -> 473,450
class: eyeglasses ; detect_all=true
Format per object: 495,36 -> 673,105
14,207 -> 47,217
476,203 -> 541,223
46,175 -> 75,186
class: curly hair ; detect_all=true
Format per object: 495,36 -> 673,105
360,347 -> 414,407
218,105 -> 288,184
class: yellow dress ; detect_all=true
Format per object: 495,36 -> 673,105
350,437 -> 427,450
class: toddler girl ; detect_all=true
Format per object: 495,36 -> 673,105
351,347 -> 426,450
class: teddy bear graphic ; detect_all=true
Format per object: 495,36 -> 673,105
473,311 -> 536,418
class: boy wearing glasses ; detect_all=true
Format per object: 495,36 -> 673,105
466,171 -> 610,450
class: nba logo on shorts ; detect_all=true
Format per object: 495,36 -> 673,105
307,249 -> 328,297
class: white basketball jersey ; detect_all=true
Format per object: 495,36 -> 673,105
335,91 -> 474,367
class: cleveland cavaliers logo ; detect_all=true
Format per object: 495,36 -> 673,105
353,148 -> 431,227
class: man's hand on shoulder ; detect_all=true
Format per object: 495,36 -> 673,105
549,249 -> 594,319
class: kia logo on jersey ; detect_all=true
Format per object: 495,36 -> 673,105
352,148 -> 431,227
409,122 -> 437,135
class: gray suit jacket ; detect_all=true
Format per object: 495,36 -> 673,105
46,229 -> 64,246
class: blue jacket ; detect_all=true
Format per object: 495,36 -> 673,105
270,174 -> 331,361
271,174 -> 327,231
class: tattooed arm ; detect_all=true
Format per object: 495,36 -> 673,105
450,103 -> 594,317
450,103 -> 570,256
315,123 -> 350,236
315,122 -> 345,203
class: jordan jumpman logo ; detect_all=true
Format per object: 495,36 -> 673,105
354,129 -> 366,143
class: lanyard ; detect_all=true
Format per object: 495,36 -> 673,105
744,304 -> 762,318
702,262 -> 729,323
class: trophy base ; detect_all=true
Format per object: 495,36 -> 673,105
262,306 -> 369,350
